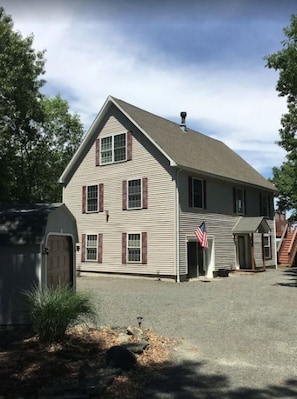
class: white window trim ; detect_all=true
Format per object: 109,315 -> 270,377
127,178 -> 143,210
263,233 -> 272,260
100,132 -> 127,165
86,184 -> 98,213
127,232 -> 142,263
192,177 -> 204,209
86,233 -> 98,262
235,188 -> 245,215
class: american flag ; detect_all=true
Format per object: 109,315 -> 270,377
194,222 -> 208,249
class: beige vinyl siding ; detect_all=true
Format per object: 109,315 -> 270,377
178,171 -> 276,275
63,113 -> 176,277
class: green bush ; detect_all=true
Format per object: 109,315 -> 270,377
23,285 -> 97,343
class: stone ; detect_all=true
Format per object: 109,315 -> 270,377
116,332 -> 130,344
122,340 -> 149,354
126,325 -> 144,339
106,345 -> 137,371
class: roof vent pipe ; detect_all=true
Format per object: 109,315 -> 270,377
180,111 -> 187,132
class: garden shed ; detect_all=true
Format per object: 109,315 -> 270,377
0,203 -> 78,325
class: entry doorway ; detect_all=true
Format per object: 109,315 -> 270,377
237,234 -> 251,269
187,241 -> 205,278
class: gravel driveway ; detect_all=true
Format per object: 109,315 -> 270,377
77,269 -> 297,398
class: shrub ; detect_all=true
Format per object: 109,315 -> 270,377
23,285 -> 97,343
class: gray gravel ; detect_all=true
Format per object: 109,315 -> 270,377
77,269 -> 297,398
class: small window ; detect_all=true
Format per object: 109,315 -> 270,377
127,233 -> 141,262
86,234 -> 97,261
192,178 -> 204,208
128,179 -> 142,209
235,188 -> 245,214
100,133 -> 126,164
263,234 -> 272,260
87,185 -> 98,212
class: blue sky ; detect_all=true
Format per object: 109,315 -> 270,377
2,0 -> 296,178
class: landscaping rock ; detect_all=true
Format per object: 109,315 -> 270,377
123,340 -> 149,354
106,345 -> 137,370
126,325 -> 144,339
117,332 -> 130,344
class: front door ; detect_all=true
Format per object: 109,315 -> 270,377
187,241 -> 205,278
238,234 -> 251,269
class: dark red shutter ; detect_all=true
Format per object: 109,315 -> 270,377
142,177 -> 148,209
188,177 -> 193,207
82,186 -> 86,213
122,180 -> 127,210
98,233 -> 103,263
122,233 -> 127,264
95,138 -> 100,166
81,234 -> 86,262
99,183 -> 104,212
142,232 -> 147,264
127,131 -> 132,161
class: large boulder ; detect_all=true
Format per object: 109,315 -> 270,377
106,345 -> 137,371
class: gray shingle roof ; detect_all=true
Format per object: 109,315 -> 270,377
0,204 -> 61,245
113,97 -> 275,191
232,216 -> 271,234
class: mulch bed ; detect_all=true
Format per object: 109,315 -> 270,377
0,326 -> 177,398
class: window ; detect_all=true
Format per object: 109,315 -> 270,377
127,233 -> 141,262
86,234 -> 97,261
128,179 -> 142,209
234,188 -> 245,214
100,133 -> 126,164
122,178 -> 148,210
189,177 -> 206,208
87,185 -> 98,212
122,232 -> 147,264
263,234 -> 272,260
260,193 -> 272,217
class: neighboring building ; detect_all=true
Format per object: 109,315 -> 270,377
59,96 -> 276,281
0,204 -> 78,325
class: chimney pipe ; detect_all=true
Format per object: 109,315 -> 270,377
180,111 -> 187,131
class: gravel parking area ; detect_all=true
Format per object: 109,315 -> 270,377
77,269 -> 297,398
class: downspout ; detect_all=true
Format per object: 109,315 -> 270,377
273,217 -> 278,269
175,168 -> 182,282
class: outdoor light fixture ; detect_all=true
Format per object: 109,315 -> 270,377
76,244 -> 80,252
137,316 -> 143,328
105,210 -> 109,222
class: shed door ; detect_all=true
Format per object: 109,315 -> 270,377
47,235 -> 73,288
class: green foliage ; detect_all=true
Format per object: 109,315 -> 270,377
23,285 -> 97,343
0,7 -> 84,204
265,14 -> 297,215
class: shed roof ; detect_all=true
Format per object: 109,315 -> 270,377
0,203 -> 63,245
232,217 -> 271,234
59,96 -> 275,191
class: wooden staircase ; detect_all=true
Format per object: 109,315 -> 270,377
278,224 -> 297,267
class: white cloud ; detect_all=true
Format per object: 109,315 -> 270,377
2,2 -> 288,177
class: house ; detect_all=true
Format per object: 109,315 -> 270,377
0,203 -> 78,325
59,96 -> 276,282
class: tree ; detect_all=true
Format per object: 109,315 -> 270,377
265,14 -> 297,217
0,7 -> 84,203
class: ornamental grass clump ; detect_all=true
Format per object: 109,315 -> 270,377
23,285 -> 97,343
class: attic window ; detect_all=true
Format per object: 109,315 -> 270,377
101,133 -> 126,164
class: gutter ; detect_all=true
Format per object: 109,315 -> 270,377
175,168 -> 182,282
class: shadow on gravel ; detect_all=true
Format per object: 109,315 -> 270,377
141,360 -> 297,399
274,268 -> 297,288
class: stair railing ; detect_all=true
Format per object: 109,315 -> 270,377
288,227 -> 297,266
277,223 -> 289,252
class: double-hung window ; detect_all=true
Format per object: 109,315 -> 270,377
101,133 -> 126,164
189,177 -> 206,209
86,234 -> 97,261
128,179 -> 142,209
263,234 -> 272,260
87,185 -> 98,212
127,233 -> 141,262
234,188 -> 245,214
260,193 -> 271,218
